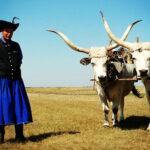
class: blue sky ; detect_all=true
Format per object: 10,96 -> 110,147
0,0 -> 150,87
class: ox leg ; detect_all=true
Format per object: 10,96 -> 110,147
145,89 -> 150,108
103,103 -> 110,127
147,123 -> 150,131
143,80 -> 150,107
145,88 -> 150,130
99,95 -> 110,127
142,80 -> 150,130
120,98 -> 124,121
112,101 -> 119,127
111,99 -> 124,122
96,84 -> 110,127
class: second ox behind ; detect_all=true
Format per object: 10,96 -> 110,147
100,11 -> 150,130
47,20 -> 141,127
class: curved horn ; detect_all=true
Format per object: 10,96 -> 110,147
47,30 -> 89,54
106,19 -> 142,50
100,11 -> 140,50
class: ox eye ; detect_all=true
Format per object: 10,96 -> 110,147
132,58 -> 136,61
91,62 -> 95,66
147,58 -> 150,61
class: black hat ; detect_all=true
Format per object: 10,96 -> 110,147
0,17 -> 19,32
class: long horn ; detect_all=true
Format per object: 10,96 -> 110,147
100,11 -> 140,50
47,30 -> 89,54
106,19 -> 142,50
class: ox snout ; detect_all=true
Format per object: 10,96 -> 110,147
98,76 -> 107,82
139,70 -> 148,77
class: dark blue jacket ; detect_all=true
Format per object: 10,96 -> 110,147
0,39 -> 22,79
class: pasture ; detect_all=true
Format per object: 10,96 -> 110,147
0,87 -> 150,150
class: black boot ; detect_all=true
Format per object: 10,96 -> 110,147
15,124 -> 25,143
0,125 -> 5,144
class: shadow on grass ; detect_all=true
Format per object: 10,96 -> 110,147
7,131 -> 80,143
118,115 -> 150,130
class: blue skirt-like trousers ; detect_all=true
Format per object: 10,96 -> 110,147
0,78 -> 33,125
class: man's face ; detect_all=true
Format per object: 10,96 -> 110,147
2,28 -> 13,41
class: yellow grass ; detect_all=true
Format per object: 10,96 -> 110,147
0,87 -> 150,150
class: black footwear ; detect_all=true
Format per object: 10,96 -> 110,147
0,126 -> 5,144
0,133 -> 4,144
15,135 -> 26,143
15,124 -> 26,143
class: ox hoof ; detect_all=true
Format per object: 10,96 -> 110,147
103,122 -> 110,128
120,117 -> 124,122
147,126 -> 150,131
147,123 -> 150,131
113,124 -> 119,128
113,121 -> 119,127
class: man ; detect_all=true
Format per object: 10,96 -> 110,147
0,17 -> 33,143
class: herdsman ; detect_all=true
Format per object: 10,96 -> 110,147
0,18 -> 33,143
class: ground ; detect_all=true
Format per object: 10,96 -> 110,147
0,87 -> 150,150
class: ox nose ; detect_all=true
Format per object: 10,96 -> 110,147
98,76 -> 107,82
139,70 -> 148,77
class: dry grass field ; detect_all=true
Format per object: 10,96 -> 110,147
0,86 -> 150,150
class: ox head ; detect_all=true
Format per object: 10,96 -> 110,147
130,43 -> 150,77
83,47 -> 112,82
100,11 -> 150,78
47,20 -> 140,82
80,48 -> 119,82
80,47 -> 120,82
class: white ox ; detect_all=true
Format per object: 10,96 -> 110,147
47,20 -> 140,127
100,11 -> 150,130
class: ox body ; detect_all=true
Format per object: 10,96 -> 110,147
101,11 -> 150,130
48,20 -> 140,127
87,47 -> 136,126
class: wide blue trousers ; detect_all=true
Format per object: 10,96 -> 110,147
0,78 -> 33,125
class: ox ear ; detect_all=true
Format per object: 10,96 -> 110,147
80,57 -> 91,65
124,53 -> 133,64
107,51 -> 117,62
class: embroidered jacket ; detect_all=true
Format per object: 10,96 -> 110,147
0,39 -> 22,79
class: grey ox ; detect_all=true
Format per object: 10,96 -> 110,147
47,20 -> 141,127
101,11 -> 150,130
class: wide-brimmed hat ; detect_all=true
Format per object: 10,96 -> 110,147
0,17 -> 19,32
